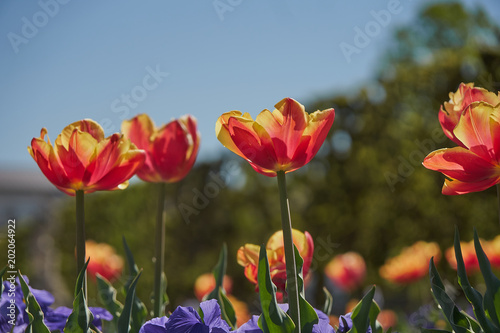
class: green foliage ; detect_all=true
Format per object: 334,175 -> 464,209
18,272 -> 51,333
428,229 -> 500,333
64,260 -> 98,333
294,245 -> 319,333
257,246 -> 295,333
204,244 -> 237,329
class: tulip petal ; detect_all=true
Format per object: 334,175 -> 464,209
442,177 -> 500,195
291,108 -> 335,171
452,103 -> 497,162
423,147 -> 499,183
58,120 -> 104,150
228,117 -> 278,174
152,120 -> 191,182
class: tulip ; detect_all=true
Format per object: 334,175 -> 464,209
85,240 -> 124,282
379,241 -> 441,284
28,119 -> 145,196
121,113 -> 200,183
122,113 -> 200,317
324,252 -> 366,292
423,84 -> 500,195
216,97 -> 334,177
237,229 -> 314,293
28,119 -> 145,299
193,273 -> 233,301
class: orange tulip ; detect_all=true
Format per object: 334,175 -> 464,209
379,241 -> 441,284
193,273 -> 233,301
85,240 -> 124,282
445,240 -> 480,274
324,252 -> 366,291
121,114 -> 200,183
423,83 -> 500,195
237,229 -> 314,292
216,98 -> 334,177
28,119 -> 145,196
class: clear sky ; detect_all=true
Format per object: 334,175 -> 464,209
1,0 -> 499,170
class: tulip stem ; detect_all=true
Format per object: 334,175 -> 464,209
153,183 -> 167,317
497,184 -> 500,226
75,189 -> 87,300
277,171 -> 301,333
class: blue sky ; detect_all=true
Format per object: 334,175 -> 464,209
1,0 -> 499,170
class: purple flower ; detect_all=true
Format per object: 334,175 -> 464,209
0,276 -> 112,332
0,276 -> 54,333
236,304 -> 333,333
140,299 -> 231,333
44,306 -> 113,331
337,313 -> 372,333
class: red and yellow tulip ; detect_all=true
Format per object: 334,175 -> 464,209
423,83 -> 500,195
121,114 -> 200,183
237,229 -> 314,292
85,240 -> 124,282
28,119 -> 145,196
324,252 -> 366,291
216,98 -> 334,177
379,241 -> 441,284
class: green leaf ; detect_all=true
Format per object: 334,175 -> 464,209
64,289 -> 97,333
368,300 -> 382,333
219,288 -> 237,328
204,244 -> 237,329
322,287 -> 333,316
421,329 -> 453,333
0,265 -> 7,296
474,228 -> 500,328
122,237 -> 148,332
118,270 -> 143,333
96,273 -> 124,329
294,245 -> 318,333
347,286 -> 375,333
122,236 -> 140,290
454,227 -> 498,332
429,257 -> 475,333
18,272 -> 51,333
257,245 -> 295,333
64,260 -> 98,333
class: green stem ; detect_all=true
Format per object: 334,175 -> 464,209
153,183 -> 166,317
75,190 -> 87,299
277,171 -> 300,332
497,184 -> 500,226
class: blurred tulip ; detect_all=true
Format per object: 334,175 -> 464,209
379,241 -> 441,284
423,83 -> 500,195
377,310 -> 398,330
85,240 -> 124,282
237,229 -> 314,292
226,295 -> 251,328
121,114 -> 200,183
193,273 -> 233,301
324,252 -> 366,292
216,98 -> 334,177
28,119 -> 145,196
